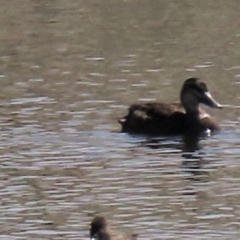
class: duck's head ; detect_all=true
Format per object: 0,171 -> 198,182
180,77 -> 222,113
90,216 -> 108,240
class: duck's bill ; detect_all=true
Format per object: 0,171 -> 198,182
203,92 -> 222,109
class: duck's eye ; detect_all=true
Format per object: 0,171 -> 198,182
199,82 -> 207,91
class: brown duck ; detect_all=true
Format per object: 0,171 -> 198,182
118,77 -> 222,136
90,216 -> 137,240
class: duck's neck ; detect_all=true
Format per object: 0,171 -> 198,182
185,109 -> 199,119
181,90 -> 200,115
98,233 -> 111,240
98,227 -> 111,240
183,109 -> 202,151
185,109 -> 201,125
184,109 -> 204,140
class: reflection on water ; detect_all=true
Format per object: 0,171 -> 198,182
0,1 -> 240,240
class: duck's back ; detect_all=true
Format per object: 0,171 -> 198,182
119,102 -> 186,135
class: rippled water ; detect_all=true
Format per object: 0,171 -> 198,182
0,1 -> 240,240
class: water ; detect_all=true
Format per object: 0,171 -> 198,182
0,1 -> 240,239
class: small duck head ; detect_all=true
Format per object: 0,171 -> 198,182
90,216 -> 109,240
180,77 -> 222,113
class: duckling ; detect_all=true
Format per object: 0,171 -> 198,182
119,77 -> 222,136
90,216 -> 137,240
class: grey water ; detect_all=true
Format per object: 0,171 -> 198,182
0,1 -> 240,239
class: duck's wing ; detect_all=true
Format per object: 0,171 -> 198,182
129,102 -> 184,119
118,102 -> 184,124
118,102 -> 186,135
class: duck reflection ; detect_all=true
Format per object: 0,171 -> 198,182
141,130 -> 210,181
181,130 -> 203,180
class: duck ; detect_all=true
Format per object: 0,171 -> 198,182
90,216 -> 137,240
118,77 -> 222,136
